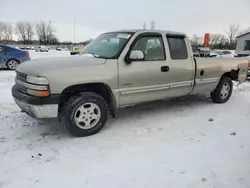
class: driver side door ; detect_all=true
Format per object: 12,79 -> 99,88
118,33 -> 170,106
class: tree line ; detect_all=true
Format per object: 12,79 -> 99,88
190,24 -> 250,50
0,21 -> 59,45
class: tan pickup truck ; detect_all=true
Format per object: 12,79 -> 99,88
12,29 -> 250,137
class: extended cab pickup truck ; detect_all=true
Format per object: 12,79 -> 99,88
12,29 -> 250,137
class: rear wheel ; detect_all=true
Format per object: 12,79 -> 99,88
61,92 -> 108,137
211,76 -> 233,103
6,59 -> 20,70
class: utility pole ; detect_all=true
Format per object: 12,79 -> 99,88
73,20 -> 76,44
150,21 -> 155,29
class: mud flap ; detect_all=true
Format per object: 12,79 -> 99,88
237,63 -> 248,84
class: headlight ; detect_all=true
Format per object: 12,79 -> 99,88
26,76 -> 49,85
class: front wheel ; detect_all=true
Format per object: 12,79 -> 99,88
61,92 -> 108,137
211,76 -> 233,103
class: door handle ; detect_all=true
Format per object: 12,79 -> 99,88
161,66 -> 169,72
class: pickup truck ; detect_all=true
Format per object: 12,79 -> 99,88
12,29 -> 250,137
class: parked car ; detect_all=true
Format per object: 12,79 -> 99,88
235,50 -> 250,57
0,45 -> 30,70
209,50 -> 234,58
70,51 -> 81,55
57,47 -> 68,51
12,29 -> 249,137
35,46 -> 49,52
70,46 -> 84,55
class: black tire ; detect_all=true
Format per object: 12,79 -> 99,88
211,76 -> 233,103
61,92 -> 108,137
6,59 -> 20,70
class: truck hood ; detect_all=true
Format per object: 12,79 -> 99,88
17,56 -> 106,76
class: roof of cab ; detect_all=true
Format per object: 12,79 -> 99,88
104,29 -> 186,36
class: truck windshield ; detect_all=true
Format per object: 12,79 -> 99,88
81,32 -> 133,59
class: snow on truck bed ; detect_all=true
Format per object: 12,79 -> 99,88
1,51 -> 250,188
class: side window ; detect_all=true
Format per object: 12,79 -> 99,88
3,47 -> 11,52
244,40 -> 250,51
131,36 -> 165,61
167,37 -> 188,59
0,46 -> 3,52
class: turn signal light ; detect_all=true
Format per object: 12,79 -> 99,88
27,89 -> 50,97
37,91 -> 50,97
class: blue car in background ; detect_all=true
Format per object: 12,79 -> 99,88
0,45 -> 30,70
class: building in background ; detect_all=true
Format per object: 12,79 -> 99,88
235,32 -> 250,54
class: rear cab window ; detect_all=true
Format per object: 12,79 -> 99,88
166,35 -> 188,59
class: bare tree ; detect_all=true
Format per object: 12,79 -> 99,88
225,24 -> 239,48
35,21 -> 57,44
26,22 -> 34,44
0,21 -> 5,41
16,21 -> 27,44
1,23 -> 14,43
209,34 -> 226,45
238,27 -> 250,36
16,21 -> 34,44
190,34 -> 200,44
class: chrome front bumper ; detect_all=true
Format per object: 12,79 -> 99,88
14,98 -> 58,119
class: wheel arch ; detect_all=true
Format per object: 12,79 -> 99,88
221,69 -> 239,81
58,83 -> 117,117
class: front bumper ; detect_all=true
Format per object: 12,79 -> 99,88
12,85 -> 59,119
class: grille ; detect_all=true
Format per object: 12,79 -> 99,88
16,72 -> 27,94
16,72 -> 27,82
16,84 -> 27,94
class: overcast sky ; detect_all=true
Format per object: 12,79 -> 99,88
1,0 -> 249,42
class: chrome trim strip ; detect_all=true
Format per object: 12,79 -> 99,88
196,78 -> 218,84
121,81 -> 192,96
121,86 -> 170,95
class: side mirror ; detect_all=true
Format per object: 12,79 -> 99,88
129,50 -> 144,60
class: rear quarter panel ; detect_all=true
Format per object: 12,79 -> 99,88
6,48 -> 30,63
193,57 -> 249,93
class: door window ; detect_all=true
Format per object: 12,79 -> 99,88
131,36 -> 166,61
0,46 -> 3,52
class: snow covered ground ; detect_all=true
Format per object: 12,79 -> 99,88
0,51 -> 250,188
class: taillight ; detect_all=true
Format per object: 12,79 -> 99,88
24,51 -> 30,58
